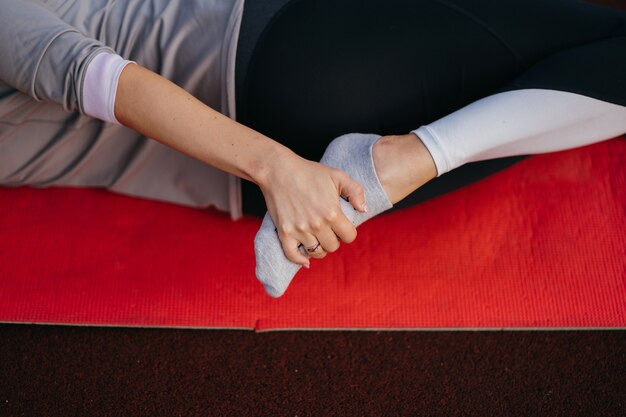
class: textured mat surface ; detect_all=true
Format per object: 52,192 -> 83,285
0,138 -> 624,330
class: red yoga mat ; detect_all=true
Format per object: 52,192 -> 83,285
0,138 -> 624,330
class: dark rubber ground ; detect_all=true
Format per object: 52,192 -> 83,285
0,325 -> 625,416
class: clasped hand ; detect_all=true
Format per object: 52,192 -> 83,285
257,150 -> 368,267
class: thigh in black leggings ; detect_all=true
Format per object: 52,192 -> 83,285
236,0 -> 626,218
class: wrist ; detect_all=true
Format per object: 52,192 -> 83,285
249,142 -> 298,189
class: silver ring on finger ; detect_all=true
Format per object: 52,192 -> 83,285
305,241 -> 321,253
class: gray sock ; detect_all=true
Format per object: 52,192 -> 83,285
254,133 -> 393,297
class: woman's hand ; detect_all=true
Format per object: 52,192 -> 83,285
256,148 -> 368,267
113,63 -> 368,264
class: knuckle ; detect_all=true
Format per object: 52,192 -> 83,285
325,241 -> 340,253
294,222 -> 307,233
282,246 -> 299,263
309,218 -> 323,232
333,169 -> 348,181
343,230 -> 357,244
278,222 -> 294,235
324,209 -> 339,223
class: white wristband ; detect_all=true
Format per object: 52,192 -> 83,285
83,52 -> 134,125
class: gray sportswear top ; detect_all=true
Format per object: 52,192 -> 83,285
0,0 -> 245,219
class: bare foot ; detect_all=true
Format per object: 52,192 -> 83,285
372,133 -> 438,204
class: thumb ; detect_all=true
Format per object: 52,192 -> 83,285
335,170 -> 368,213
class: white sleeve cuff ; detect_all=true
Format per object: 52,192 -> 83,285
83,52 -> 134,125
411,125 -> 452,177
412,89 -> 626,177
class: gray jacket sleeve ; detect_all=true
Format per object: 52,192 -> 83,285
0,0 -> 114,113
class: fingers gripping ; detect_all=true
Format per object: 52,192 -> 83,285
272,221 -> 308,264
336,170 -> 368,213
299,233 -> 327,259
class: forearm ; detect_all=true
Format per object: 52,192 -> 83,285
114,63 -> 292,186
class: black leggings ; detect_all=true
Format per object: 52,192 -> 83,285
235,0 -> 626,218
